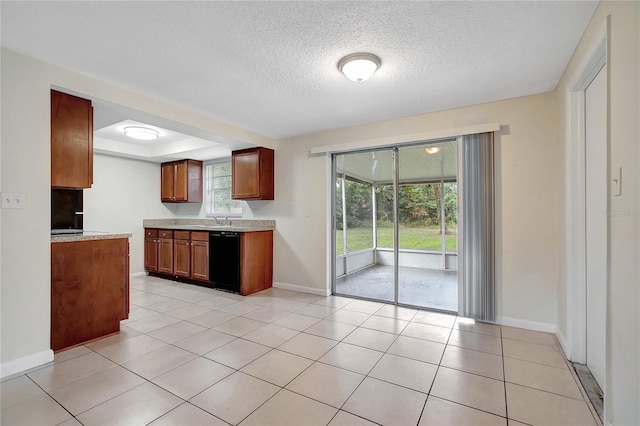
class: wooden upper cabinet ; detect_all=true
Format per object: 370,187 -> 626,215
51,90 -> 94,189
161,159 -> 202,202
232,147 -> 274,200
161,163 -> 175,201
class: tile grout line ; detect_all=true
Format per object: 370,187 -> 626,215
19,372 -> 78,423
333,306 -> 417,425
5,278 -> 577,425
500,325 -> 510,424
415,317 -> 456,425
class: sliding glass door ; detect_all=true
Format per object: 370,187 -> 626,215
332,141 -> 458,313
334,149 -> 395,303
397,142 -> 458,311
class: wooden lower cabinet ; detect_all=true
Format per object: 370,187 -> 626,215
143,228 -> 272,295
158,237 -> 174,274
191,232 -> 209,282
174,231 -> 191,278
51,238 -> 129,352
238,231 -> 273,295
145,229 -> 209,283
144,238 -> 158,272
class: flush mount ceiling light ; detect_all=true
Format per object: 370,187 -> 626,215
123,126 -> 159,141
425,146 -> 441,154
338,53 -> 381,83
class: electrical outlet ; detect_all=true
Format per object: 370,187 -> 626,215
1,192 -> 26,209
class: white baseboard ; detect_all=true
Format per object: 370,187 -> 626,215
1,349 -> 54,380
130,272 -> 147,278
497,316 -> 557,334
273,281 -> 330,296
555,327 -> 570,358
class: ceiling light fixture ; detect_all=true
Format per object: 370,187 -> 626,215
338,53 -> 381,83
124,126 -> 159,141
425,147 -> 441,154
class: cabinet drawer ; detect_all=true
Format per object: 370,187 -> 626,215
145,229 -> 158,238
158,230 -> 174,239
174,231 -> 190,240
191,231 -> 209,241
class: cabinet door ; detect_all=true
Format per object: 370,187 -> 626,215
51,238 -> 127,351
232,148 -> 274,200
157,238 -> 174,274
161,163 -> 175,201
232,150 -> 261,199
191,240 -> 209,282
51,90 -> 93,189
240,231 -> 273,295
174,239 -> 191,278
123,241 -> 130,320
174,161 -> 189,201
144,238 -> 158,272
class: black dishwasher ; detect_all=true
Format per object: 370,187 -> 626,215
209,231 -> 241,293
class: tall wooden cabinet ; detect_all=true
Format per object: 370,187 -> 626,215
161,160 -> 203,202
51,90 -> 93,189
232,147 -> 274,200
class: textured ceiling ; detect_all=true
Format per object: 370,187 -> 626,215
1,1 -> 597,139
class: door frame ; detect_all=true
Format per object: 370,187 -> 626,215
564,18 -> 609,367
328,141 -> 459,312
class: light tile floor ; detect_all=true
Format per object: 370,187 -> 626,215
1,276 -> 601,426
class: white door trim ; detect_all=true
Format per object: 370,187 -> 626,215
564,18 -> 608,364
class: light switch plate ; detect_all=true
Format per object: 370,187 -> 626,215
612,167 -> 622,197
1,192 -> 26,209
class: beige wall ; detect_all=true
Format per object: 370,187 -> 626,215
555,2 -> 640,424
1,5 -> 638,420
258,93 -> 563,327
83,154 -> 179,273
1,49 -> 52,364
0,48 -> 275,369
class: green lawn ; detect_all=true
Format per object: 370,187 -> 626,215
336,227 -> 457,254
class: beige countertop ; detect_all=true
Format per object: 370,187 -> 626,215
51,231 -> 132,243
143,218 -> 275,233
150,224 -> 274,233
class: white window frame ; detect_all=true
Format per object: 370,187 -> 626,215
204,161 -> 243,216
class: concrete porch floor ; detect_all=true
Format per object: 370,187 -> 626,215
335,265 -> 458,312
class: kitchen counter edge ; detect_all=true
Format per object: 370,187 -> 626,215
145,225 -> 274,233
51,233 -> 133,243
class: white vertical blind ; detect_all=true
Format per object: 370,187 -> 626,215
457,132 -> 495,321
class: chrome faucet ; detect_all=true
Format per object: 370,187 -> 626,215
225,216 -> 230,226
